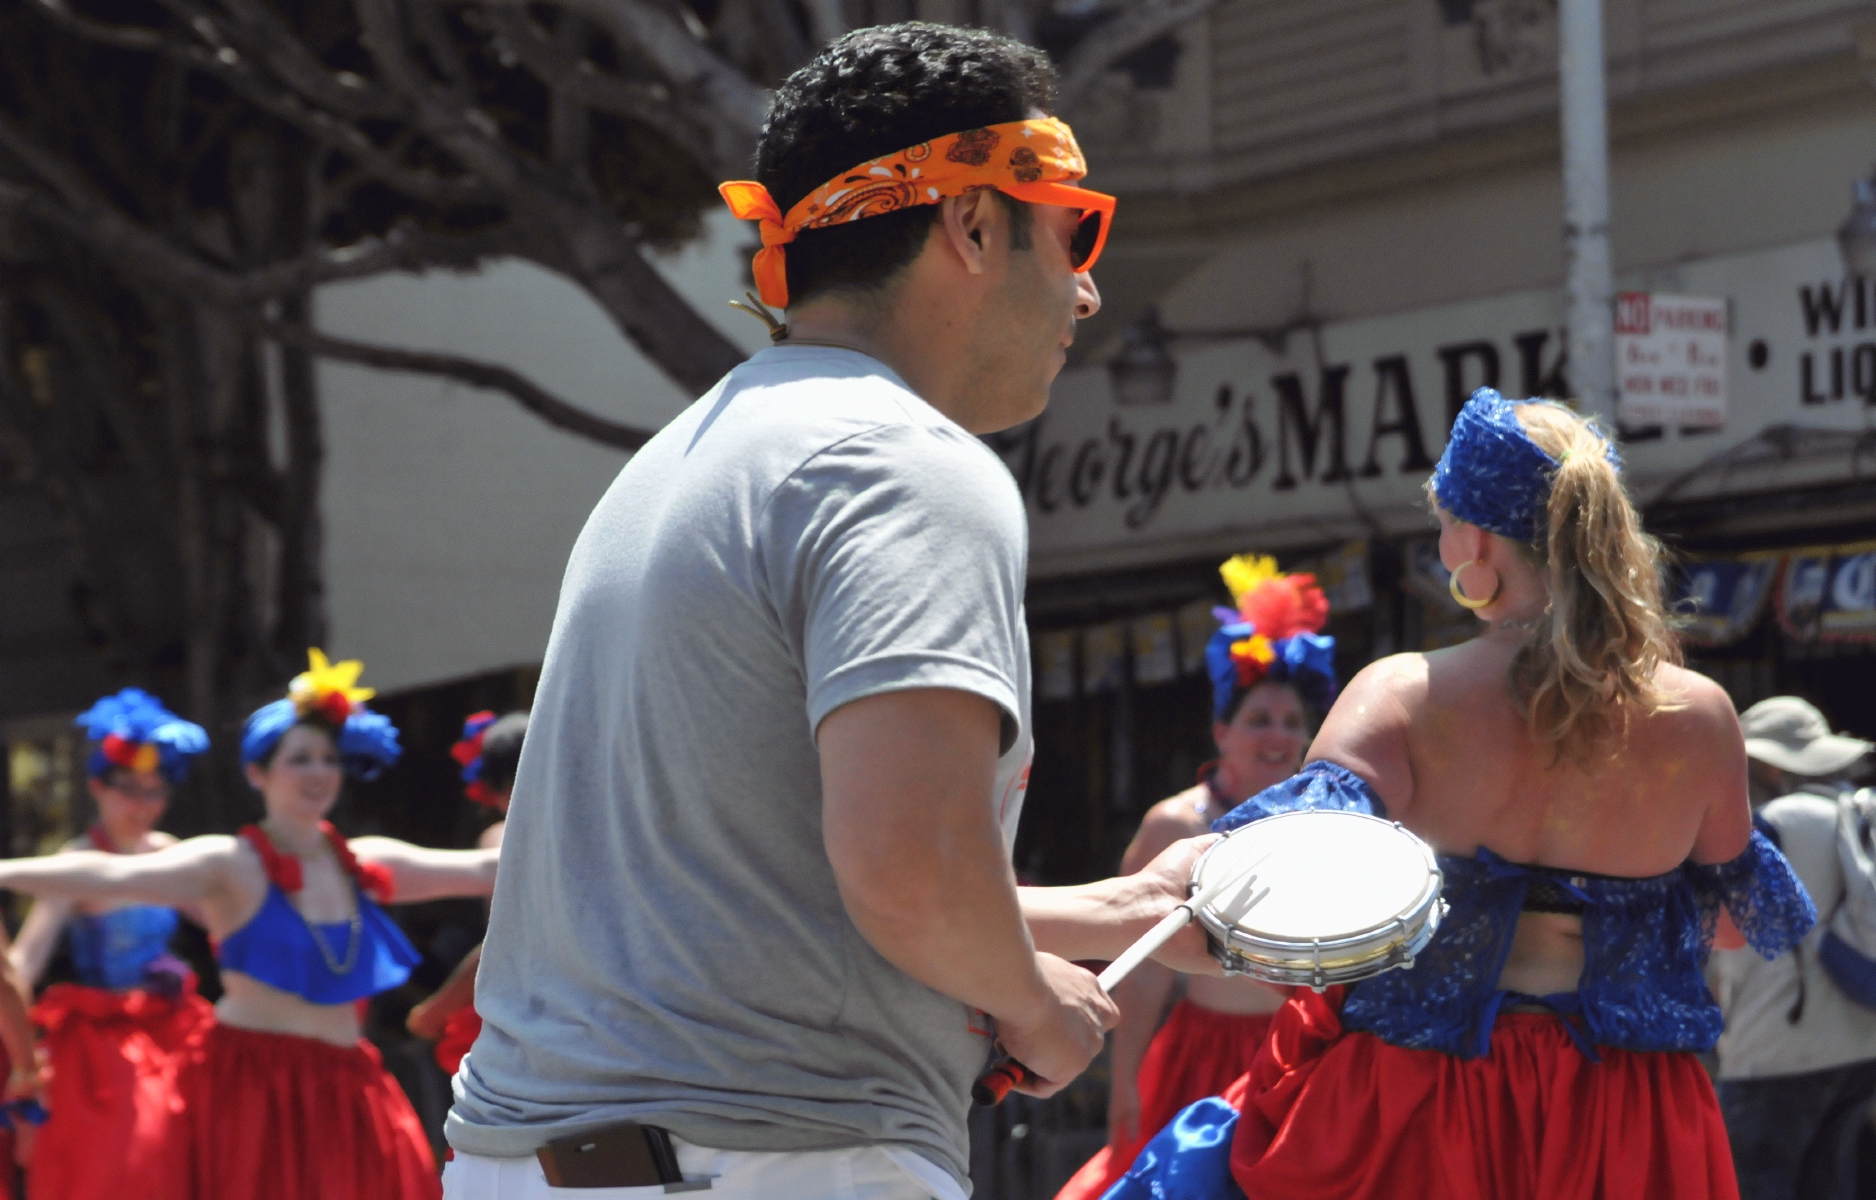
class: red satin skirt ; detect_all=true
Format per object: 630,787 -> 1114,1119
1057,1000 -> 1278,1200
434,1005 -> 482,1076
179,1023 -> 440,1200
1228,988 -> 1739,1200
0,1041 -> 19,1200
29,981 -> 214,1200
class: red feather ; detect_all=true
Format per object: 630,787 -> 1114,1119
318,691 -> 353,724
1240,574 -> 1329,641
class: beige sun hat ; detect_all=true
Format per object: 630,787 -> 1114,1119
1740,696 -> 1873,778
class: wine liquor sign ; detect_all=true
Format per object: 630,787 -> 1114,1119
994,238 -> 1876,578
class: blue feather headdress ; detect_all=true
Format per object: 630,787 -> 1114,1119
241,649 -> 401,780
76,689 -> 209,784
1203,555 -> 1338,722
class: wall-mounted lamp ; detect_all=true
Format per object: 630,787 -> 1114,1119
1839,172 -> 1876,278
1104,307 -> 1324,407
1107,307 -> 1178,407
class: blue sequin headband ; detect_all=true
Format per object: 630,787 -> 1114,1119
1430,389 -> 1620,544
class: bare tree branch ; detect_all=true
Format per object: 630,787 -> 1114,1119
799,0 -> 846,52
485,7 -> 712,166
0,170 -> 496,303
744,0 -> 814,83
347,0 -> 749,391
1055,0 -> 1218,111
213,0 -> 404,118
25,0 -> 493,204
261,321 -> 654,451
472,0 -> 769,175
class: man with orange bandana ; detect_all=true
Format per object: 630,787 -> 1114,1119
442,23 -> 1215,1200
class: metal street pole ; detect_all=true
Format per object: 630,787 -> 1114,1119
1559,0 -> 1618,430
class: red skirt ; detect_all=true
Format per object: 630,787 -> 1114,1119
1228,988 -> 1739,1200
434,1004 -> 482,1076
29,981 -> 214,1200
1057,1000 -> 1277,1200
179,1023 -> 440,1200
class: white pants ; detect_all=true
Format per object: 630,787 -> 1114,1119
442,1138 -> 963,1200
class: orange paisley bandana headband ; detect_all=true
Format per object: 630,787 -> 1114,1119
719,117 -> 1115,308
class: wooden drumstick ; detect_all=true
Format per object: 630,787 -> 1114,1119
972,851 -> 1271,1106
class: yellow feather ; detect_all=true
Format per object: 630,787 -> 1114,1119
1219,554 -> 1280,605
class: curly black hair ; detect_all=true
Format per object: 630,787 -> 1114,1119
754,24 -> 1056,307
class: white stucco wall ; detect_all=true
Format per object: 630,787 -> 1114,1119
314,212 -> 768,694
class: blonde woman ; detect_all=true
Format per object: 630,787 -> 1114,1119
1106,390 -> 1816,1200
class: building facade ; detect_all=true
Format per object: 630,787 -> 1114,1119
1006,0 -> 1876,887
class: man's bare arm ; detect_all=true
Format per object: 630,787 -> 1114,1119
820,687 -> 1115,1094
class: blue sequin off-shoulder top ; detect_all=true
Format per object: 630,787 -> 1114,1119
1214,760 -> 1817,1059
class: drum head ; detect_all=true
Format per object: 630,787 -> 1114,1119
1197,810 -> 1435,942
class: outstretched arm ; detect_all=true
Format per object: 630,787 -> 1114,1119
408,943 -> 481,1039
349,838 -> 499,904
1019,835 -> 1221,975
0,838 -> 234,910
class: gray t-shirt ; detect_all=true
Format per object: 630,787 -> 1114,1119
446,346 -> 1034,1192
1712,791 -> 1876,1079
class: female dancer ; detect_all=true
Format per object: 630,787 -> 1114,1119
1058,559 -> 1334,1200
0,651 -> 500,1200
406,710 -> 525,1075
10,689 -> 215,1200
1107,390 -> 1816,1200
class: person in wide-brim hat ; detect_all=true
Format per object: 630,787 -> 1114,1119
1741,695 -> 1873,781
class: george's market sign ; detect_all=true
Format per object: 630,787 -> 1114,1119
993,239 -> 1876,577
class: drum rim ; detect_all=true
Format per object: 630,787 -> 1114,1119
1210,899 -> 1446,986
1192,809 -> 1443,956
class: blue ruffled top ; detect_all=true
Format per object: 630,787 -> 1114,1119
1213,760 -> 1817,1058
68,906 -> 180,991
217,884 -> 419,1005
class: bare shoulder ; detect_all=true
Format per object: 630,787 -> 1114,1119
149,831 -> 181,850
1312,654 -> 1426,814
210,832 -> 265,884
477,821 -> 506,851
1120,789 -> 1210,873
1347,652 -> 1431,702
1317,653 -> 1426,744
1647,665 -> 1742,745
1139,790 -> 1210,838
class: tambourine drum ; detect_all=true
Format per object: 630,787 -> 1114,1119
1193,809 -> 1445,990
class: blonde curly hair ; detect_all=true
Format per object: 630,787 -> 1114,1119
1504,402 -> 1685,759
1425,403 -> 1695,757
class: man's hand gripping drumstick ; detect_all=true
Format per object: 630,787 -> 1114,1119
822,690 -> 1236,1108
976,843 -> 1271,1105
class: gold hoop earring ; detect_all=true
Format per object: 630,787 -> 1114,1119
1449,559 -> 1499,610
